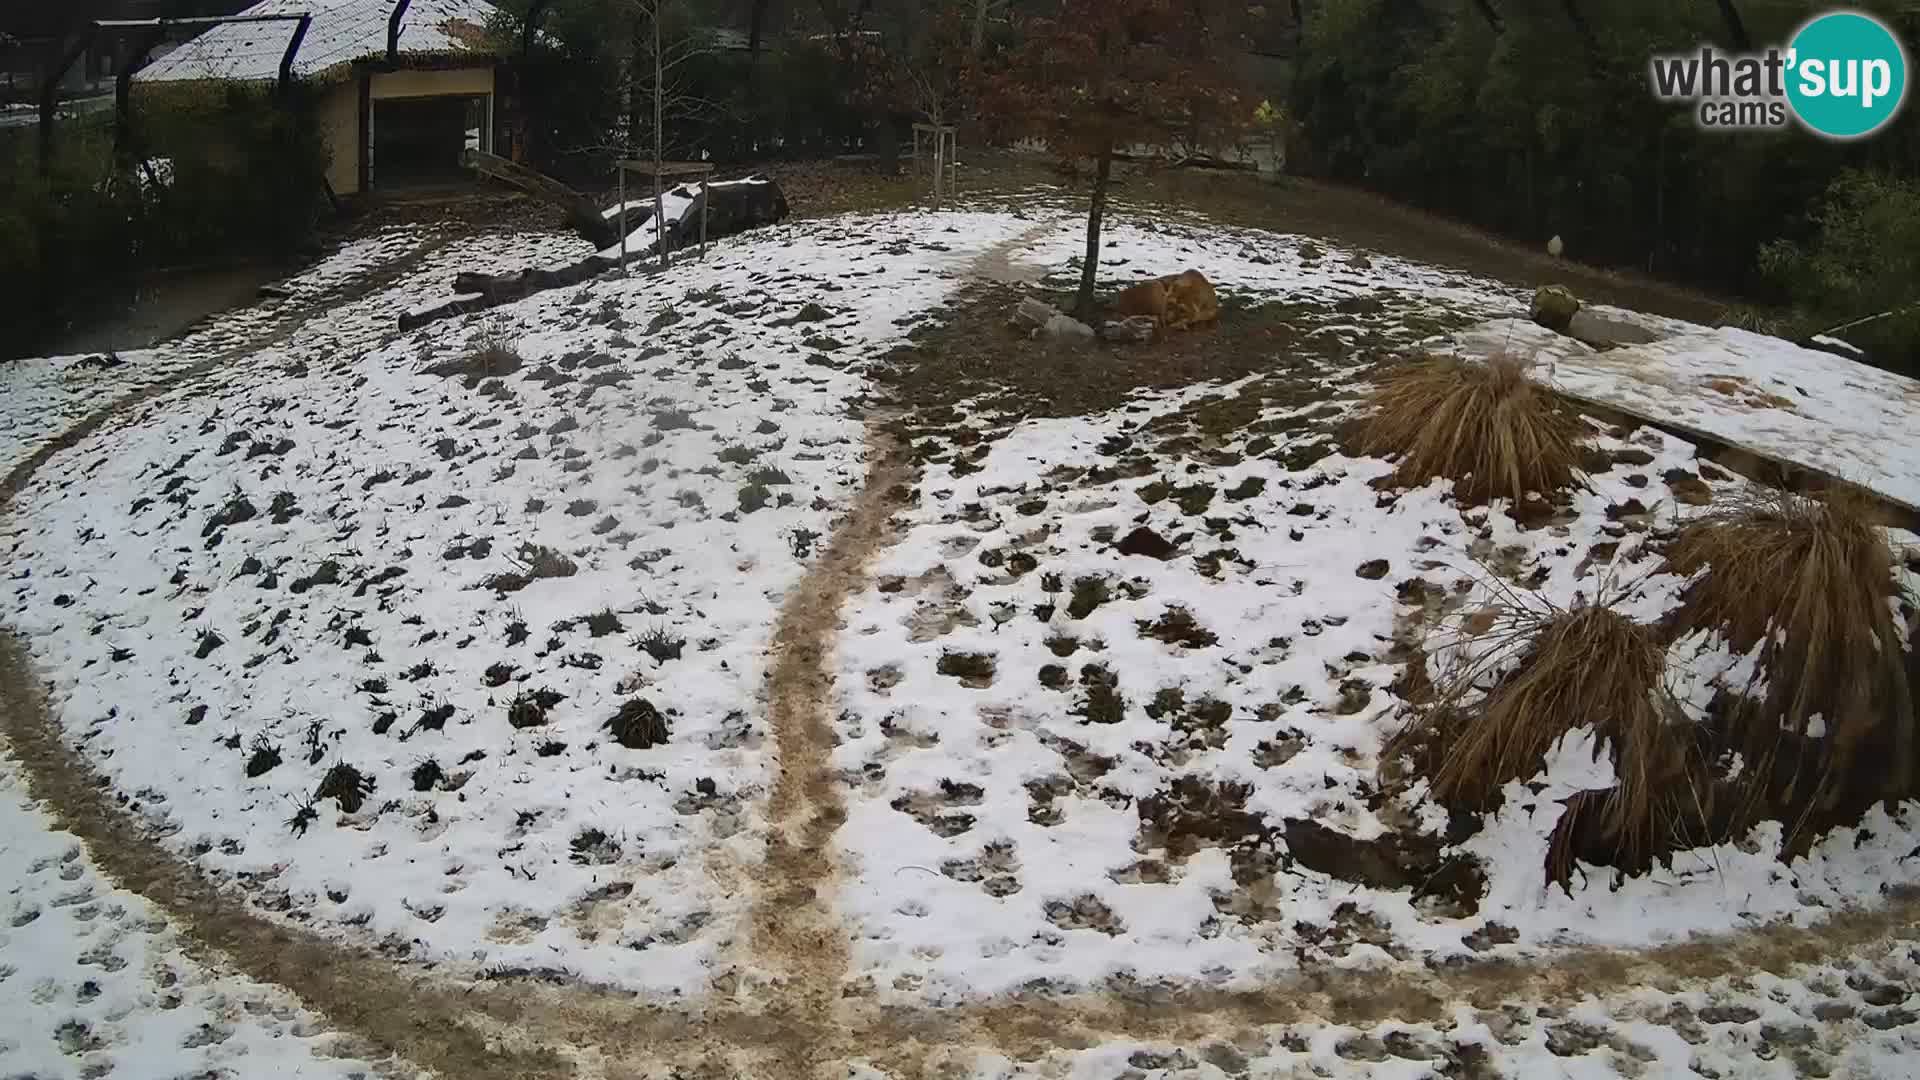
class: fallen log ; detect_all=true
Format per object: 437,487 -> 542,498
397,176 -> 791,331
611,175 -> 791,261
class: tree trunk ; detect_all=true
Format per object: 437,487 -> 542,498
1075,146 -> 1113,318
627,13 -> 646,151
1713,0 -> 1752,51
973,0 -> 989,55
748,0 -> 771,132
654,1 -> 667,272
1557,0 -> 1602,70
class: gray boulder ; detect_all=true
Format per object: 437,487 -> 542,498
1566,309 -> 1663,349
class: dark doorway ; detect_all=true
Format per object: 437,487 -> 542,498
371,95 -> 483,189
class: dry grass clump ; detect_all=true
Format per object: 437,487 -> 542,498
426,328 -> 524,387
606,698 -> 670,749
485,543 -> 580,594
1351,354 -> 1586,503
1665,487 -> 1916,820
1392,597 -> 1699,878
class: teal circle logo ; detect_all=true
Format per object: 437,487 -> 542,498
1787,11 -> 1908,139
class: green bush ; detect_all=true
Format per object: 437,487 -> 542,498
0,84 -> 327,355
1760,170 -> 1920,373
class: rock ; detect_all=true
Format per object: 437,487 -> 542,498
1566,309 -> 1663,349
1547,234 -> 1565,258
1100,315 -> 1158,344
1043,313 -> 1094,341
1013,296 -> 1058,329
1355,558 -> 1390,580
1531,285 -> 1581,334
1116,526 -> 1176,560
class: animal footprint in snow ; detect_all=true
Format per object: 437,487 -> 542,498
890,779 -> 982,838
1043,893 -> 1124,936
941,841 -> 1021,896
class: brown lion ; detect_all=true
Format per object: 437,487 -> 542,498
1113,270 -> 1220,333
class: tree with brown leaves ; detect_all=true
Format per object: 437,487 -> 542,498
982,0 -> 1257,316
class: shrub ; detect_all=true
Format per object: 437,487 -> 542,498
1664,487 -> 1916,828
1350,354 -> 1586,503
1760,170 -> 1920,374
1390,598 -> 1697,884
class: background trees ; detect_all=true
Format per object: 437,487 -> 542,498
1289,0 -> 1920,366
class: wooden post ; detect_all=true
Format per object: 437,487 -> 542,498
699,176 -> 709,259
653,166 -> 666,272
617,164 -> 627,275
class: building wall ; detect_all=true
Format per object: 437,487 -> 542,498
370,66 -> 494,102
322,66 -> 495,196
319,80 -> 360,195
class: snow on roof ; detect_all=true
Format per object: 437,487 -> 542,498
136,0 -> 497,85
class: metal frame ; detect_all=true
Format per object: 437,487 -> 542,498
615,159 -> 715,275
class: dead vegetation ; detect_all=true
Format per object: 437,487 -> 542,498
314,762 -> 375,814
1390,597 -> 1700,884
426,330 -> 524,388
1349,354 -> 1586,503
1664,487 -> 1917,832
485,544 -> 579,593
607,699 -> 670,749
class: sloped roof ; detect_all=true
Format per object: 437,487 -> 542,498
137,0 -> 497,84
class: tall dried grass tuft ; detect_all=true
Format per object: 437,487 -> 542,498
1665,486 -> 1916,826
1391,595 -> 1700,881
1351,354 -> 1586,503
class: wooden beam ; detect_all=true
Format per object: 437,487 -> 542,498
38,30 -> 95,176
357,71 -> 371,193
467,149 -> 617,245
387,0 -> 413,64
114,24 -> 169,162
279,13 -> 311,92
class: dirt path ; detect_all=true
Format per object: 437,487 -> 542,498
2,220 -> 1918,1079
745,422 -> 912,1078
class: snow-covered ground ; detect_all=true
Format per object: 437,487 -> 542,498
833,371 -> 1920,1002
850,933 -> 1920,1078
1,230 -> 422,481
823,219 -> 1920,1002
4,206 -> 1918,1071
0,747 -> 417,1080
2,210 -> 1047,991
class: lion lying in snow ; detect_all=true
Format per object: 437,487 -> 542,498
1114,270 -> 1220,332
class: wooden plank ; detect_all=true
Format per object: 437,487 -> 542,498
1557,386 -> 1920,528
617,160 -> 715,178
465,149 -> 614,246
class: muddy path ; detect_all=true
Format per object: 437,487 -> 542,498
1,219 -> 1917,1079
748,421 -> 914,1077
